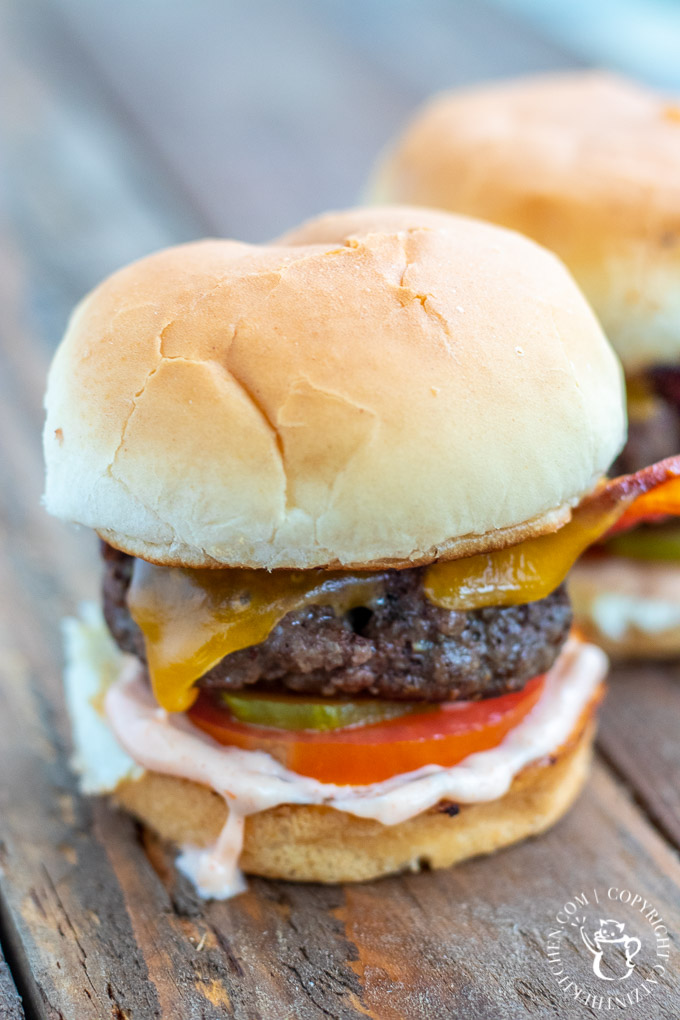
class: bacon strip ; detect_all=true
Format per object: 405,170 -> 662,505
584,455 -> 680,535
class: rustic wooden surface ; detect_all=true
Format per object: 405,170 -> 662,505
0,946 -> 23,1020
0,1 -> 678,1017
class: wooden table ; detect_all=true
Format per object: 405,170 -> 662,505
0,2 -> 678,1017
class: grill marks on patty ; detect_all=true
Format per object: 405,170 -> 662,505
102,543 -> 572,702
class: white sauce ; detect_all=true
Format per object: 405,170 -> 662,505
62,605 -> 144,793
592,592 -> 680,641
104,638 -> 606,899
570,556 -> 680,641
176,811 -> 248,899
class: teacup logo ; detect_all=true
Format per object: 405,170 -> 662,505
579,917 -> 641,981
542,885 -> 671,1010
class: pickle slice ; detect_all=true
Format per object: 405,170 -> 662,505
218,691 -> 425,731
605,524 -> 680,561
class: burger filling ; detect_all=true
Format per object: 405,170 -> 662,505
102,542 -> 572,704
97,454 -> 679,790
100,539 -> 578,787
606,367 -> 680,562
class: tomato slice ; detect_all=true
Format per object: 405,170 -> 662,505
187,676 -> 546,785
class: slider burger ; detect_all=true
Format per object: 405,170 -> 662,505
43,206 -> 675,898
373,72 -> 680,656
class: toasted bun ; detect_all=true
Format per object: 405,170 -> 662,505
569,556 -> 680,658
113,715 -> 594,884
44,206 -> 624,568
375,72 -> 680,373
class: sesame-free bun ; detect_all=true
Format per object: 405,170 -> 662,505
374,72 -> 680,373
44,206 -> 624,569
114,714 -> 595,885
569,556 -> 680,658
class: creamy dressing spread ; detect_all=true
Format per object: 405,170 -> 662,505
592,593 -> 680,640
570,556 -> 680,639
104,637 -> 606,899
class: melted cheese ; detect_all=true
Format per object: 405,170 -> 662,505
423,497 -> 622,611
128,562 -> 383,712
128,497 -> 625,712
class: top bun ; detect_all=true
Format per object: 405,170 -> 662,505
374,72 -> 680,373
43,206 -> 624,569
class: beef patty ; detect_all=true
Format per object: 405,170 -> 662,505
614,366 -> 680,476
102,543 -> 572,702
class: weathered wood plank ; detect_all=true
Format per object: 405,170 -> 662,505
0,319 -> 243,1018
109,761 -> 680,1019
0,2 -> 229,1014
0,945 -> 24,1020
598,663 -> 680,851
50,0 -> 578,240
2,1 -> 680,1017
0,0 -> 200,355
0,226 -> 242,1020
337,767 -> 680,1020
0,636 -> 231,1020
337,763 -> 680,1019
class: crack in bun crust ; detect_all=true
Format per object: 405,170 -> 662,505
44,206 -> 625,568
374,72 -> 680,373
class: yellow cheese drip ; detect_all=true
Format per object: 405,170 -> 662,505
424,497 -> 622,611
129,489 -> 633,713
128,563 -> 383,712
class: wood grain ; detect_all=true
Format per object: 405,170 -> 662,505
51,0 -> 578,241
0,946 -> 24,1020
77,763 -> 680,1019
0,0 -> 199,352
338,761 -> 680,1020
1,0 -> 680,1017
598,663 -> 680,851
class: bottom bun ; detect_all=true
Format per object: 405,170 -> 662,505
569,556 -> 680,659
113,716 -> 595,885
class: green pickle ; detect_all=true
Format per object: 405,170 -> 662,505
605,524 -> 680,562
219,691 -> 426,731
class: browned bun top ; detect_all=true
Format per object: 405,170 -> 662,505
43,206 -> 624,568
374,72 -> 680,373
